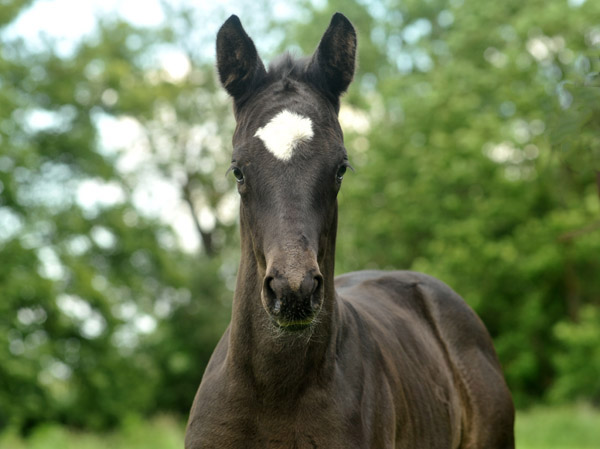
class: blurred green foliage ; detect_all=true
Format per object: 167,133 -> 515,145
0,1 -> 233,431
0,0 -> 599,434
551,305 -> 600,402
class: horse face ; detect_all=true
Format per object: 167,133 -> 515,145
217,14 -> 356,329
231,83 -> 348,329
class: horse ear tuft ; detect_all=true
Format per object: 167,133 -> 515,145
216,15 -> 266,100
308,13 -> 357,101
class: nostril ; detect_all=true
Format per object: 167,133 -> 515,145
264,276 -> 275,297
263,276 -> 282,316
310,275 -> 323,312
312,275 -> 322,295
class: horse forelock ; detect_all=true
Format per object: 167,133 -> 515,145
267,52 -> 310,82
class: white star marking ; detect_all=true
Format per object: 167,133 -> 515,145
254,109 -> 314,161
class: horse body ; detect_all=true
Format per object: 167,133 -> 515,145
185,13 -> 514,449
187,271 -> 512,448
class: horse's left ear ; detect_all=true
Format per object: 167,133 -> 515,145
216,15 -> 266,100
308,13 -> 357,101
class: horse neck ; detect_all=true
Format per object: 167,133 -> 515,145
227,208 -> 339,398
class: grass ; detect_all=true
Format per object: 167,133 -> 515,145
1,405 -> 598,448
515,404 -> 600,449
0,415 -> 185,449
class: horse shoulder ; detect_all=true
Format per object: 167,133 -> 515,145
335,270 -> 514,448
335,272 -> 460,446
335,269 -> 498,364
397,271 -> 515,447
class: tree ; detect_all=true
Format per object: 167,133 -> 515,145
0,2 -> 232,430
286,0 -> 600,405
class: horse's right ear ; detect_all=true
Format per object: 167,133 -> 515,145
216,15 -> 266,100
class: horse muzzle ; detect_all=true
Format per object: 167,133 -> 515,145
261,257 -> 324,330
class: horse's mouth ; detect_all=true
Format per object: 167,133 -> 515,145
271,317 -> 315,332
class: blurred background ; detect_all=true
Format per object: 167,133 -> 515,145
1,0 -> 599,447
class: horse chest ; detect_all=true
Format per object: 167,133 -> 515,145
187,378 -> 373,449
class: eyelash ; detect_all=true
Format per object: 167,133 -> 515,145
337,160 -> 353,182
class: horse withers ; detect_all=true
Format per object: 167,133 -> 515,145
185,13 -> 515,449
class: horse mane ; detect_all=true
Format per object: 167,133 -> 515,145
266,52 -> 338,106
267,52 -> 311,85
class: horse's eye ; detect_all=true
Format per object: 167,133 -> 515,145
232,167 -> 244,183
336,165 -> 347,182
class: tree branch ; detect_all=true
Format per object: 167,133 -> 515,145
558,220 -> 600,242
182,178 -> 215,257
